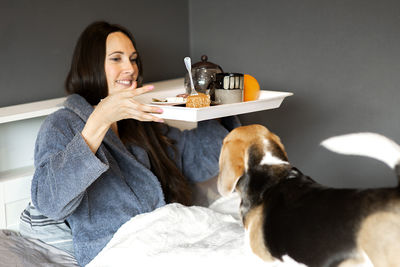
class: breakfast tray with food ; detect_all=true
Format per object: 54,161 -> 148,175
137,78 -> 292,122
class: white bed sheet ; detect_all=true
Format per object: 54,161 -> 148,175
87,193 -> 304,267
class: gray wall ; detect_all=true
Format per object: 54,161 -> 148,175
2,0 -> 399,188
0,0 -> 189,107
190,0 -> 400,188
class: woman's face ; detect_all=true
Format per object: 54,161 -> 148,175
105,32 -> 139,95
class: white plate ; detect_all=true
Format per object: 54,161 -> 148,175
151,90 -> 293,122
151,100 -> 186,106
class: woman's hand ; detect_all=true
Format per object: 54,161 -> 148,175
81,82 -> 164,153
94,81 -> 164,125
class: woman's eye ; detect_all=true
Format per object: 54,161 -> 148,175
110,57 -> 121,62
130,58 -> 137,63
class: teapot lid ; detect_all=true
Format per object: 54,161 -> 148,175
192,55 -> 222,70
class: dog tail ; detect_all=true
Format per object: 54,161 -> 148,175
321,132 -> 400,179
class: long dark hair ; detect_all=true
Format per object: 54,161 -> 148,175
65,21 -> 192,205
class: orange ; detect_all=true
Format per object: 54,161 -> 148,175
243,74 -> 260,101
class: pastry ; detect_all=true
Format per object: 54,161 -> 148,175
185,93 -> 211,108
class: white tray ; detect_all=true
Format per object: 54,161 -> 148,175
137,79 -> 293,122
154,91 -> 292,122
135,78 -> 293,122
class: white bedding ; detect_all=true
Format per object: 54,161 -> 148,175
87,194 -> 304,267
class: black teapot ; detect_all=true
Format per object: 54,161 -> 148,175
184,55 -> 223,96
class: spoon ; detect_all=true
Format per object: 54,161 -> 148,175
184,57 -> 198,95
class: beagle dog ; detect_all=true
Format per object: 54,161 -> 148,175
217,124 -> 400,267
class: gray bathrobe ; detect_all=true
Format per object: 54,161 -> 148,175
31,94 -> 240,266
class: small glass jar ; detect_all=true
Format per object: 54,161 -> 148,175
213,73 -> 244,104
184,55 -> 223,96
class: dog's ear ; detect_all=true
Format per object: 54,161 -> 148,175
217,138 -> 247,196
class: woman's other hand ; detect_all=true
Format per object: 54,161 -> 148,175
95,81 -> 164,125
82,81 -> 164,153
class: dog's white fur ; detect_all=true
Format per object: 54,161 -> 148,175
260,140 -> 290,166
321,132 -> 400,169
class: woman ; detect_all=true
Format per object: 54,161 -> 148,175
31,21 -> 239,266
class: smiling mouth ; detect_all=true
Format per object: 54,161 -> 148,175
116,79 -> 132,86
115,79 -> 133,87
